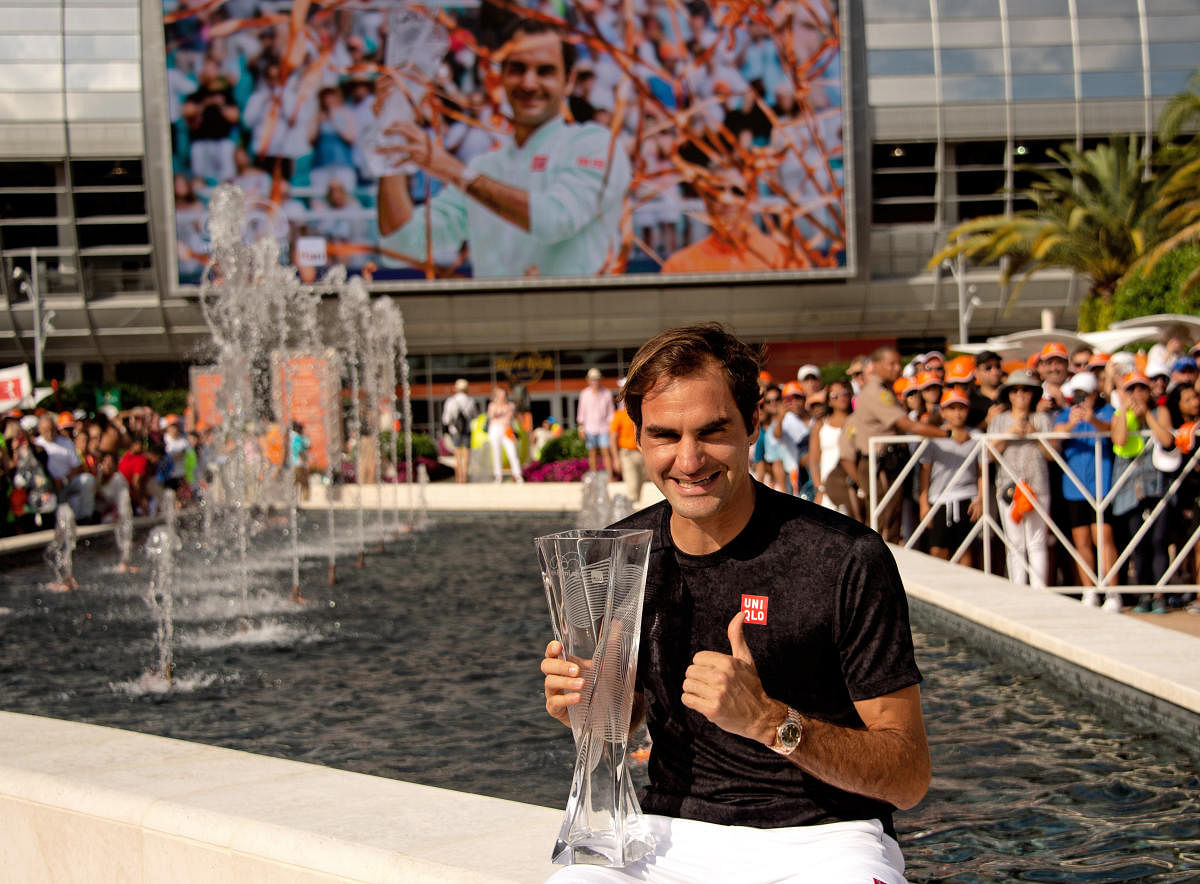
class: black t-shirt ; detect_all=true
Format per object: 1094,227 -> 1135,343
613,481 -> 922,839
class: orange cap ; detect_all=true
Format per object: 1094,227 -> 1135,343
782,381 -> 804,398
1087,351 -> 1111,368
940,389 -> 970,408
1004,358 -> 1028,376
758,370 -> 773,384
945,355 -> 976,384
1026,352 -> 1040,372
893,377 -> 912,396
1177,421 -> 1196,455
1120,372 -> 1150,391
57,411 -> 75,429
916,370 -> 942,390
1039,341 -> 1069,361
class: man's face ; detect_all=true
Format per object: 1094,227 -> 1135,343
977,359 -> 1002,384
800,376 -> 822,396
38,417 -> 55,439
500,32 -> 570,133
638,359 -> 755,528
874,351 -> 902,384
785,393 -> 805,416
1040,356 -> 1068,384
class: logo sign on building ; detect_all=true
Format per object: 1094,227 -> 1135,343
496,351 -> 553,385
0,364 -> 32,411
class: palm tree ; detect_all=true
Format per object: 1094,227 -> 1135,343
929,136 -> 1168,308
930,73 -> 1200,324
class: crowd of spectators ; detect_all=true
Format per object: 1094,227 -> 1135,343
0,405 -> 212,536
165,0 -> 844,278
752,335 -> 1200,614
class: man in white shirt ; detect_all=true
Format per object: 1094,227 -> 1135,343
374,19 -> 631,279
35,414 -> 95,521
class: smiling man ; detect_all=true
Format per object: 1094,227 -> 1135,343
542,324 -> 930,882
374,19 -> 630,278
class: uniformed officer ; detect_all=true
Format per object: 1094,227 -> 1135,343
374,19 -> 632,278
854,346 -> 947,541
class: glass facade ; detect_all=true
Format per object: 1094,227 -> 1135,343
0,0 -> 1196,400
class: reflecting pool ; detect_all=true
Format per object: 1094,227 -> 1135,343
1,512 -> 1197,881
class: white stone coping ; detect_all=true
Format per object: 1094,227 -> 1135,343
0,712 -> 561,883
892,545 -> 1200,716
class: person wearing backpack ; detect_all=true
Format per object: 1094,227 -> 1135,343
442,378 -> 478,483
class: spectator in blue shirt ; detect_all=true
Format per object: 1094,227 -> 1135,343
1054,371 -> 1118,607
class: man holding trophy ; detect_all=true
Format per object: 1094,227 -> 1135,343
541,324 -> 930,882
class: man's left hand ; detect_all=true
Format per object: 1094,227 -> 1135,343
682,611 -> 784,746
379,120 -> 467,187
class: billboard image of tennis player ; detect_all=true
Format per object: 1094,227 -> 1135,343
162,0 -> 848,286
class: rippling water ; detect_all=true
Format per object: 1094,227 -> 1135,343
1,511 -> 1197,881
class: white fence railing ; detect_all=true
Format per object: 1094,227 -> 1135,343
867,431 -> 1200,588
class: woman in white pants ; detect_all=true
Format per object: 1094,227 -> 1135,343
486,386 -> 523,483
988,370 -> 1052,587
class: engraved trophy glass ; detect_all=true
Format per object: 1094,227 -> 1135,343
536,528 -> 655,867
360,4 -> 449,178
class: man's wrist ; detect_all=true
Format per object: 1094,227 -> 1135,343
458,164 -> 481,193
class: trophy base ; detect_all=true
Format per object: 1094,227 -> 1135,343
552,835 -> 654,868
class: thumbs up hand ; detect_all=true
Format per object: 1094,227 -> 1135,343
682,611 -> 787,746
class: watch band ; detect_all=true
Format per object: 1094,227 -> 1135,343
769,706 -> 804,756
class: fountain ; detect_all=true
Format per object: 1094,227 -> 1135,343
576,471 -> 612,529
115,485 -> 135,573
44,503 -> 78,591
141,489 -> 179,686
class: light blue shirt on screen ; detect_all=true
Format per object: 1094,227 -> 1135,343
379,117 -> 631,278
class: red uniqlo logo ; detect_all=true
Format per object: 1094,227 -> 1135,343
741,594 -> 768,625
530,155 -> 548,171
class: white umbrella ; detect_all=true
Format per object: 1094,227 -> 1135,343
1109,313 -> 1200,341
1079,327 -> 1162,353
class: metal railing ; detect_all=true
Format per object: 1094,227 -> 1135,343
867,431 -> 1200,588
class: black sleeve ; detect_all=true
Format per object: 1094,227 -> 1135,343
834,533 -> 922,702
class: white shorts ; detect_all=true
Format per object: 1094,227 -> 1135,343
548,814 -> 907,883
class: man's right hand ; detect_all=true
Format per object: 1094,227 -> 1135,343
541,639 -> 585,728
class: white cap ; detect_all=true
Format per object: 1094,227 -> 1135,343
1145,360 -> 1170,379
19,415 -> 37,432
1109,351 -> 1136,374
797,364 -> 821,381
1065,371 -> 1098,397
99,404 -> 118,418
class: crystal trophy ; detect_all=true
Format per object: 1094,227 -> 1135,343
361,4 -> 449,178
536,528 -> 655,867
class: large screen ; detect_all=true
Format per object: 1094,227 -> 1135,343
162,0 -> 849,287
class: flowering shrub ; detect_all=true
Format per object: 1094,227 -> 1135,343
522,458 -> 589,482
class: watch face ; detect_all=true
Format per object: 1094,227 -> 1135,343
780,722 -> 801,746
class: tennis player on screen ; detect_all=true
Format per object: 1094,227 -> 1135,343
374,19 -> 631,278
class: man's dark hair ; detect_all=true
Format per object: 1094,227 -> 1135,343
501,18 -> 576,75
619,323 -> 763,435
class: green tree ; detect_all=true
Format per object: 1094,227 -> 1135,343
1111,243 -> 1200,322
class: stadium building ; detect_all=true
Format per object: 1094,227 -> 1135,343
0,0 -> 1196,429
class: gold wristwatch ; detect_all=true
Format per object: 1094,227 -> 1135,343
769,706 -> 804,756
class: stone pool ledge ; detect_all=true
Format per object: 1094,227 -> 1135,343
0,711 -> 560,883
892,546 -> 1200,743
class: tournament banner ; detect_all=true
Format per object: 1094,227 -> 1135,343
189,367 -> 224,430
270,349 -> 342,472
162,0 -> 850,288
0,364 -> 33,412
